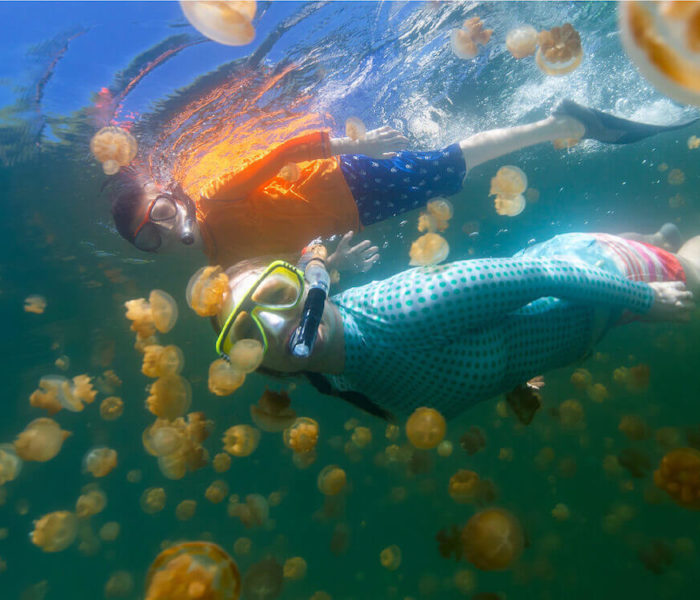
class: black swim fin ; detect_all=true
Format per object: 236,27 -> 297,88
553,99 -> 700,145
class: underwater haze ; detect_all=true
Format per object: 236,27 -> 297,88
2,2 -> 700,599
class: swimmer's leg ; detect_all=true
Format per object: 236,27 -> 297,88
458,115 -> 584,170
619,223 -> 683,252
676,236 -> 700,296
553,99 -> 700,145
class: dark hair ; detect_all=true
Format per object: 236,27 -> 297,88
107,169 -> 150,243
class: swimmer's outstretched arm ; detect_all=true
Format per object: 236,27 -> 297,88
204,129 -> 406,202
338,257 -> 655,342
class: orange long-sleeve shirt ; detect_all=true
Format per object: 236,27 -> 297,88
193,131 -> 359,267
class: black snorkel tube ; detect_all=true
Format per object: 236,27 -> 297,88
289,244 -> 330,359
171,182 -> 197,245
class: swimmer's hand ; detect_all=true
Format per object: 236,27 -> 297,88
327,231 -> 380,274
331,127 -> 409,159
646,281 -> 695,322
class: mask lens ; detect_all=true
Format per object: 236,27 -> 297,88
251,267 -> 301,308
150,196 -> 178,223
230,310 -> 264,347
133,223 -> 162,252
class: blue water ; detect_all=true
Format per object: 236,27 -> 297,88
1,2 -> 700,599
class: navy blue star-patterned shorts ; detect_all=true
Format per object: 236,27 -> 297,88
338,143 -> 467,226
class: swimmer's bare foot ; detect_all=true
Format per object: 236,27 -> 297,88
505,377 -> 543,425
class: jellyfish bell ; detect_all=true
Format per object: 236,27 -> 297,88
31,511 -> 78,552
250,389 -> 297,432
380,545 -> 402,571
83,447 -> 118,478
149,290 -> 178,334
278,163 -> 300,183
535,23 -> 583,75
409,233 -> 449,267
494,194 -> 526,217
180,0 -> 256,46
0,443 -> 22,485
426,198 -> 453,224
490,165 -> 528,197
100,396 -> 124,421
230,339 -> 264,373
187,266 -> 230,317
146,375 -> 192,420
345,117 -> 367,141
142,345 -> 185,378
241,557 -> 283,600
90,126 -> 138,175
619,1 -> 700,107
405,407 -> 446,450
145,541 -> 241,600
451,17 -> 492,60
506,25 -> 538,59
223,424 -> 261,457
209,358 -> 246,396
654,447 -> 700,509
461,508 -> 524,571
76,486 -> 107,519
143,422 -> 185,457
14,418 -> 71,462
283,417 -> 319,453
317,465 -> 347,496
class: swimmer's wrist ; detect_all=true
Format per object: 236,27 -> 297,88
329,137 -> 361,156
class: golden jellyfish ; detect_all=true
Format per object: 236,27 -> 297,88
460,425 -> 486,455
229,339 -> 264,373
0,443 -> 22,486
30,374 -> 95,415
55,355 -> 70,371
213,452 -> 232,473
223,424 -> 260,457
241,557 -> 283,600
31,511 -> 78,552
659,162 -> 669,172
90,126 -> 137,175
145,541 -> 241,600
669,193 -> 685,208
437,439 -> 453,457
24,295 -> 47,314
351,426 -> 372,449
150,290 -> 178,333
76,486 -> 107,519
380,545 -> 402,571
283,556 -> 306,580
461,508 -> 524,571
317,465 -> 347,496
141,487 -> 167,514
451,17 -> 492,60
689,135 -> 700,149
453,569 -> 476,595
409,233 -> 449,266
142,345 -> 185,378
205,480 -> 229,504
619,414 -> 651,441
619,1 -> 700,107
283,417 -> 319,453
557,399 -> 585,429
654,447 -> 700,509
418,212 -> 439,234
187,266 -> 230,317
125,298 -> 156,339
385,423 -> 400,441
449,469 -> 482,504
99,522 -> 120,542
83,447 -> 118,477
292,448 -> 317,469
175,500 -> 197,521
208,358 -> 245,396
426,198 -> 453,231
490,165 -> 528,217
229,494 -> 269,528
143,421 -> 185,457
250,389 -> 297,432
100,396 -> 124,421
180,0 -> 256,46
233,537 -> 252,556
14,418 -> 71,462
586,382 -> 609,403
551,503 -> 571,522
405,407 -> 446,450
345,117 -> 366,141
570,367 -> 592,390
104,571 -> 134,598
535,23 -> 583,76
668,168 -> 686,185
506,25 -> 538,59
278,163 -> 300,183
147,375 -> 192,420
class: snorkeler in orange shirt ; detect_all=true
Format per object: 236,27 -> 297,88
108,99 -> 698,269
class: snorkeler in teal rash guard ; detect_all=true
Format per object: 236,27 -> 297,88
197,224 -> 698,422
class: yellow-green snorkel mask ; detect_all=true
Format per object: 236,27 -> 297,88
216,260 -> 305,359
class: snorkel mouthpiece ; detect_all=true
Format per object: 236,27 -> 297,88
289,250 -> 330,359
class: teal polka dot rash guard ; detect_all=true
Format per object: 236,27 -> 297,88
327,252 -> 654,420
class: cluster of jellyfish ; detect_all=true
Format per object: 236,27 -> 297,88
451,16 -> 584,79
409,198 -> 453,267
